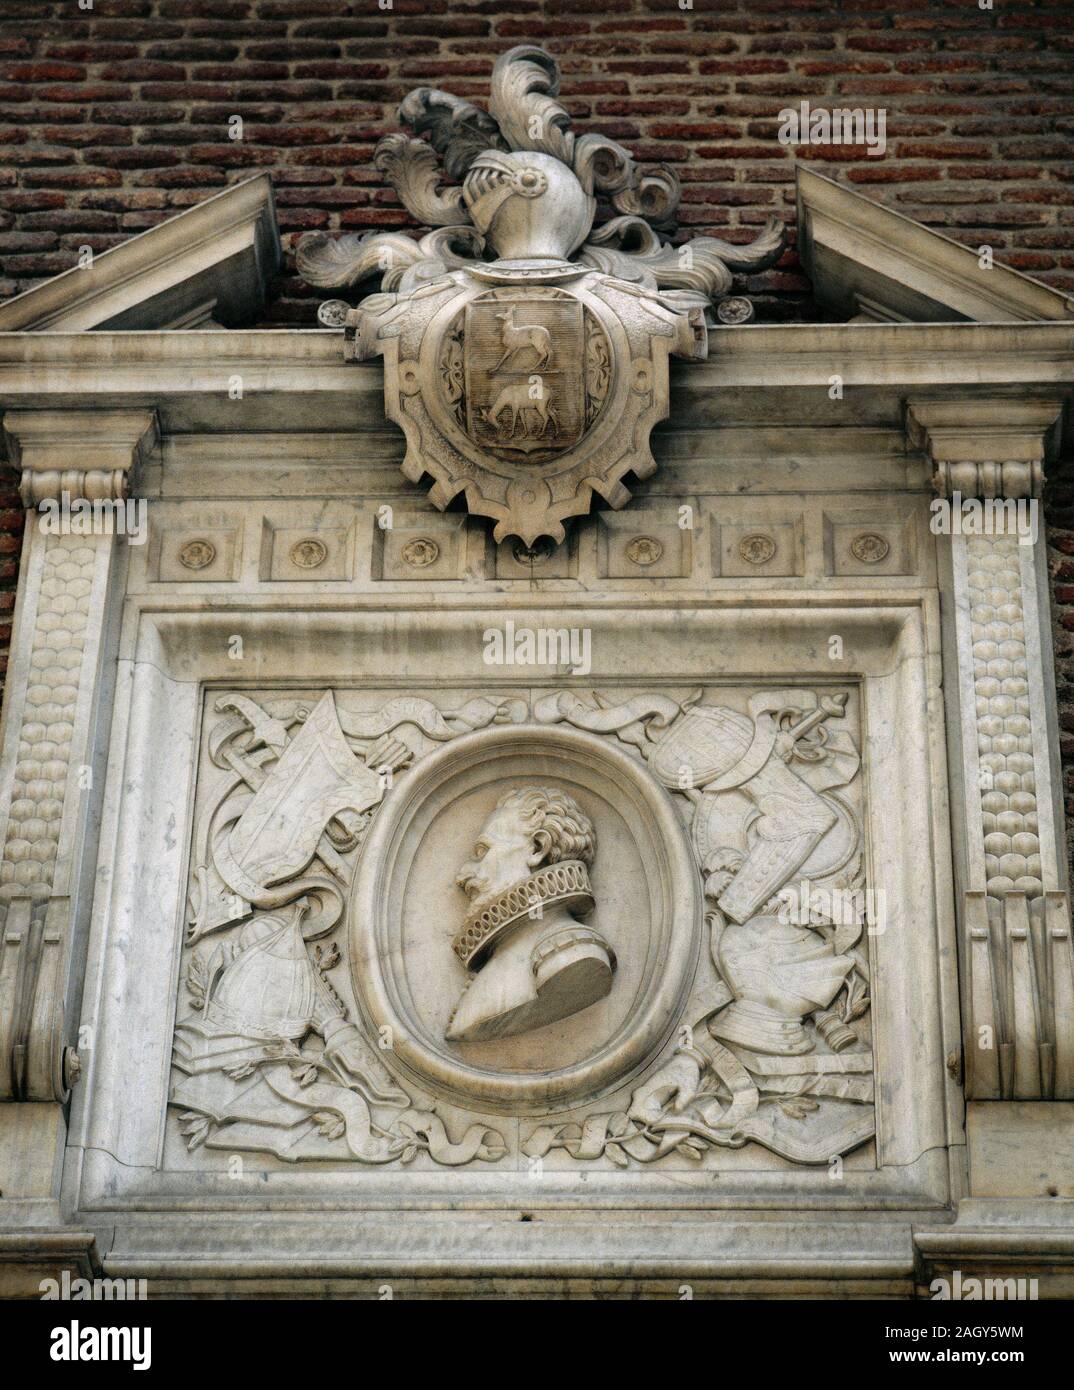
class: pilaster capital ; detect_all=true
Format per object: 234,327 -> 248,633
2,408 -> 159,507
905,398 -> 1063,499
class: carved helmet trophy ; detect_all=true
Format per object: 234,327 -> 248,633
298,45 -> 785,547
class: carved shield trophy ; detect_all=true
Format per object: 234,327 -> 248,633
297,44 -> 785,546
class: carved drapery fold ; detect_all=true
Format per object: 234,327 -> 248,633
0,410 -> 157,1103
908,398 -> 1071,1099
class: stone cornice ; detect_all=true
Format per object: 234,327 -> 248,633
798,166 -> 1074,325
2,408 -> 160,506
1,320 -> 1073,383
906,398 -> 1064,499
0,175 -> 279,333
0,326 -> 1071,446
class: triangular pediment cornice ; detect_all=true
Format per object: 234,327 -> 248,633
0,174 -> 280,333
797,166 -> 1074,326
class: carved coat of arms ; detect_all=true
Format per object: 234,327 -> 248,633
298,45 -> 785,546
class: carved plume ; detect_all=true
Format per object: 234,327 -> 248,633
297,227 -> 484,293
489,44 -> 574,164
573,132 -> 635,197
373,134 -> 470,227
612,165 -> 681,228
582,215 -> 786,297
296,230 -> 426,289
297,44 -> 787,308
398,87 -> 508,181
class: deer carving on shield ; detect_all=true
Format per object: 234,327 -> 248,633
482,381 -> 559,439
492,307 -> 553,372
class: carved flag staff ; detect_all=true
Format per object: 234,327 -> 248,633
298,45 -> 786,546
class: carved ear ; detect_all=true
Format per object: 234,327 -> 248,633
529,828 -> 552,866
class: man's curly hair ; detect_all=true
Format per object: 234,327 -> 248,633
497,786 -> 596,866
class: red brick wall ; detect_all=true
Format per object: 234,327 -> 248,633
1,0 -> 1073,864
0,0 -> 1071,325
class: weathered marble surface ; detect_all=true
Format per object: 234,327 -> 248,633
0,151 -> 1072,1291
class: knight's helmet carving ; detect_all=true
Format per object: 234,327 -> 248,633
714,915 -> 855,1056
462,151 -> 595,264
293,42 -> 787,546
205,907 -> 319,1042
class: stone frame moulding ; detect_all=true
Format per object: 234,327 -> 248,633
71,597 -> 953,1282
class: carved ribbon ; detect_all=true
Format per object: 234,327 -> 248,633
533,691 -> 685,734
262,1065 -> 403,1163
522,1039 -> 760,1164
400,1112 -> 508,1166
337,695 -> 524,742
261,1071 -> 505,1166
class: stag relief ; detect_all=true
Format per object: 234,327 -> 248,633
482,381 -> 560,441
492,306 -> 554,372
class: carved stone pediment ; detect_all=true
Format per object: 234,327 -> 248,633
297,45 -> 785,546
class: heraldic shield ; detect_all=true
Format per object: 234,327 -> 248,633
464,290 -> 586,458
296,45 -> 786,547
342,266 -> 707,548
